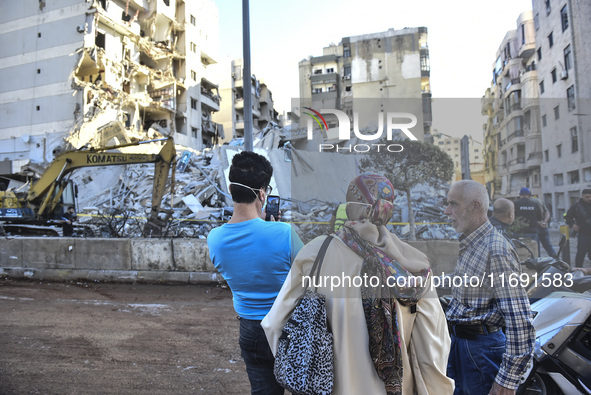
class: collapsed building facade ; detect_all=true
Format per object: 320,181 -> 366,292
0,0 -> 222,172
214,59 -> 280,144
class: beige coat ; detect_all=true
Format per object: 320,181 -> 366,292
262,229 -> 454,395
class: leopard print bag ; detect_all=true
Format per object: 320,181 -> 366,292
274,236 -> 334,395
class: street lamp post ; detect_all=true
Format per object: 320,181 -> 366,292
242,0 -> 253,151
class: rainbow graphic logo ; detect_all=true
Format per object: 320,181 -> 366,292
303,107 -> 328,131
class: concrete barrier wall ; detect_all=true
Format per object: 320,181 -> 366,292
0,237 -> 535,284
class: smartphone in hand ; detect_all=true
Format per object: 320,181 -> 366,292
265,195 -> 280,221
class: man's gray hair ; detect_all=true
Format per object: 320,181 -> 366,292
454,180 -> 489,214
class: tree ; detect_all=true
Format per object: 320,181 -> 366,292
358,140 -> 454,240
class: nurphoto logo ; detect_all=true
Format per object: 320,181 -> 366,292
304,107 -> 419,152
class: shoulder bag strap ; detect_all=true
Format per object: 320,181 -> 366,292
308,235 -> 333,292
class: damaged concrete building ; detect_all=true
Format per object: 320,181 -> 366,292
0,0 -> 223,172
298,27 -> 433,142
213,59 -> 280,144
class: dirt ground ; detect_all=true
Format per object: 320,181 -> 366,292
0,278 -> 252,394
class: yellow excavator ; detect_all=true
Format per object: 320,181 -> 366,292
0,137 -> 176,237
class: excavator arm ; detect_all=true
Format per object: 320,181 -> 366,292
26,137 -> 176,236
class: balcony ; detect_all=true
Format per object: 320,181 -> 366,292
507,129 -> 524,142
518,41 -> 536,60
508,157 -> 526,172
311,72 -> 338,85
526,151 -> 543,169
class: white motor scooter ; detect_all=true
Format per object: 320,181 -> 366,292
518,291 -> 591,395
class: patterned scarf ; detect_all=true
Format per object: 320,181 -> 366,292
339,174 -> 431,395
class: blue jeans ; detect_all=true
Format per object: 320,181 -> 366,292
238,318 -> 284,395
575,232 -> 591,268
520,232 -> 540,256
538,227 -> 557,258
447,330 -> 506,395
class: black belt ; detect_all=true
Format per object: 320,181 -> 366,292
449,323 -> 501,339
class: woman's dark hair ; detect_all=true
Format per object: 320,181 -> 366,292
228,151 -> 273,203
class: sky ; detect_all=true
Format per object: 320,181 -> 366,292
212,0 -> 534,139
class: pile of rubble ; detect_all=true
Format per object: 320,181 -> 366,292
70,152 -> 458,242
71,144 -> 231,238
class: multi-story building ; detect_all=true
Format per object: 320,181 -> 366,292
481,11 -> 543,199
0,0 -> 222,172
298,27 -> 432,141
433,134 -> 485,184
213,59 -> 279,144
533,0 -> 591,218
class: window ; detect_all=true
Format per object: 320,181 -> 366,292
537,48 -> 542,61
544,149 -> 549,162
561,5 -> 569,31
163,0 -> 170,6
191,70 -> 197,80
554,105 -> 560,120
568,170 -> 580,184
190,15 -> 196,25
314,69 -> 322,75
548,32 -> 554,48
557,144 -> 562,158
190,42 -> 197,52
554,174 -> 564,186
564,45 -> 572,71
534,13 -> 540,30
567,85 -> 576,111
571,126 -> 578,152
539,80 -> 545,94
545,0 -> 551,15
343,65 -> 351,78
191,97 -> 197,110
313,88 -> 322,94
551,68 -> 557,83
421,52 -> 430,72
542,114 -> 547,127
192,127 -> 198,137
326,68 -> 334,73
343,47 -> 350,58
521,24 -> 525,45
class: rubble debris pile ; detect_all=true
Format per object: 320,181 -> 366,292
71,146 -> 230,238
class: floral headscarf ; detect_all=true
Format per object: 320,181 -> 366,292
338,173 -> 431,395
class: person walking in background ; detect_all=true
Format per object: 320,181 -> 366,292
445,180 -> 534,395
565,189 -> 591,268
207,151 -> 304,395
264,173 -> 454,395
489,198 -> 515,246
514,187 -> 557,258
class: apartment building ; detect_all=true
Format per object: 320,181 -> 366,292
0,0 -> 222,172
481,11 -> 543,199
533,0 -> 591,218
298,27 -> 432,142
433,134 -> 485,184
213,59 -> 279,144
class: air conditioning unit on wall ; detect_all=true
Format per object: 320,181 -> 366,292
561,70 -> 568,80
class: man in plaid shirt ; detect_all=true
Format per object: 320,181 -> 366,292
444,180 -> 535,395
